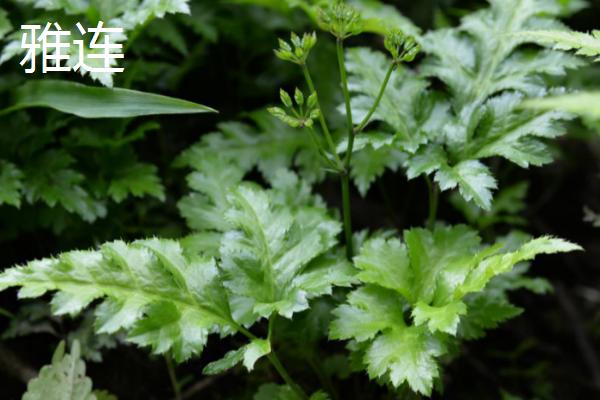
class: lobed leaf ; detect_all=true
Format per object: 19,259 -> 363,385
331,225 -> 580,394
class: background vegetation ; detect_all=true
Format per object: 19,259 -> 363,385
0,0 -> 598,399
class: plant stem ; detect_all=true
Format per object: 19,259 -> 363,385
340,175 -> 353,259
165,354 -> 182,400
302,65 -> 342,169
354,63 -> 396,134
425,176 -> 439,230
266,316 -> 308,399
337,38 -> 355,259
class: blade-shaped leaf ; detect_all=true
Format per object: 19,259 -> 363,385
2,80 -> 216,118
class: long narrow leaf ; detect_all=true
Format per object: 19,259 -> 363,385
1,80 -> 216,118
522,92 -> 600,119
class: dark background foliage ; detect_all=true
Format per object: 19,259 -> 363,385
0,0 -> 599,399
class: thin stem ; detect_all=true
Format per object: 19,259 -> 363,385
165,354 -> 182,400
337,39 -> 354,169
340,175 -> 353,259
307,126 -> 339,171
266,316 -> 308,400
425,176 -> 439,230
337,38 -> 355,259
301,65 -> 342,169
354,63 -> 396,134
267,352 -> 307,399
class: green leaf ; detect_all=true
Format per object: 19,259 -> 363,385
220,184 -> 352,323
177,155 -> 245,232
342,47 -> 448,194
2,80 -> 216,118
203,339 -> 271,375
331,225 -> 580,394
406,0 -> 580,208
0,160 -> 23,207
176,111 -> 321,183
435,160 -> 497,211
23,150 -> 107,222
523,92 -> 600,120
108,162 -> 165,203
0,170 -> 351,363
23,341 -> 96,400
0,8 -> 11,40
412,301 -> 467,335
365,325 -> 444,395
0,239 -> 233,362
517,29 -> 600,60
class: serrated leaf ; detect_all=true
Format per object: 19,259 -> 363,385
412,301 -> 467,335
517,29 -> 600,60
175,112 -> 321,183
0,240 -> 233,362
405,0 -> 579,209
203,339 -> 270,375
0,160 -> 23,207
331,225 -> 580,394
23,150 -> 107,222
23,341 -> 96,400
108,162 -> 165,202
220,184 -> 348,322
177,155 -> 245,232
365,326 -> 444,395
434,160 -> 497,210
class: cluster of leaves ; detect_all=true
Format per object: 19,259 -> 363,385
0,0 -> 192,86
330,227 -> 577,395
0,0 -> 592,398
0,158 -> 355,374
0,1 -> 215,230
343,0 -> 582,210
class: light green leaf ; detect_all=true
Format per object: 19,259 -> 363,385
23,341 -> 96,400
331,225 -> 580,394
220,184 -> 346,322
523,92 -> 600,119
412,301 -> 467,335
203,339 -> 271,375
0,240 -> 233,362
365,326 -> 444,396
517,29 -> 600,60
435,160 -> 497,210
2,80 -> 216,118
407,0 -> 579,209
177,155 -> 245,232
176,112 -> 321,183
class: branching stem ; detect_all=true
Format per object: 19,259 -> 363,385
302,65 -> 342,170
354,63 -> 396,134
